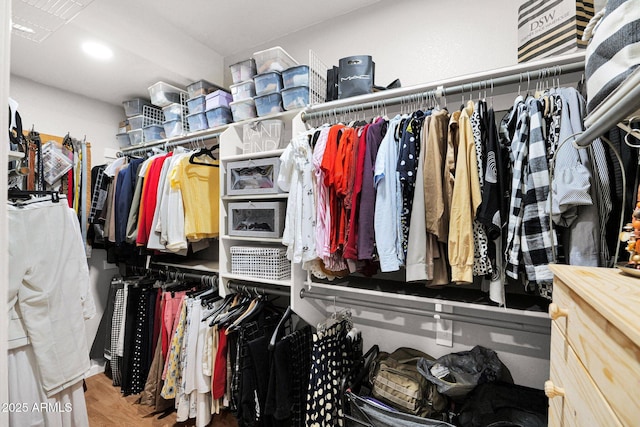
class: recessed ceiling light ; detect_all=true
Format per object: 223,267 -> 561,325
82,41 -> 113,61
12,23 -> 35,34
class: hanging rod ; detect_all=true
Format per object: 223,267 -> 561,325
119,129 -> 224,155
299,288 -> 550,335
228,281 -> 291,298
127,263 -> 218,283
301,53 -> 585,123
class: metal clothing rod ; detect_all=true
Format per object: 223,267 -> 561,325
299,288 -> 550,335
301,55 -> 585,123
228,281 -> 291,298
119,130 -> 222,155
128,264 -> 218,283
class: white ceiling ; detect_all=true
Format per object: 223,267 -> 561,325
10,0 -> 381,106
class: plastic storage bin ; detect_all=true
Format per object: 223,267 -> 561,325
253,46 -> 298,74
230,246 -> 290,280
253,71 -> 283,96
230,80 -> 256,102
229,58 -> 257,84
162,103 -> 186,122
282,65 -> 309,89
281,86 -> 309,110
187,95 -> 207,114
206,90 -> 233,110
186,112 -> 208,132
123,98 -> 152,117
187,79 -> 222,99
242,120 -> 285,154
128,129 -> 143,146
163,120 -> 184,138
254,92 -> 283,117
230,98 -> 257,122
116,132 -> 130,147
205,107 -> 232,128
128,115 -> 144,130
228,201 -> 286,238
143,125 -> 165,142
148,81 -> 186,107
226,158 -> 280,195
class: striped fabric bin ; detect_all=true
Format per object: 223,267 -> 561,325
517,0 -> 594,63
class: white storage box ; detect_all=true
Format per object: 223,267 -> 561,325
128,114 -> 144,130
242,119 -> 285,154
230,98 -> 257,122
253,46 -> 298,74
282,86 -> 309,110
230,80 -> 256,102
282,65 -> 309,89
254,71 -> 283,96
228,201 -> 285,239
187,95 -> 207,114
205,107 -> 232,128
254,92 -> 283,117
230,246 -> 290,280
123,98 -> 152,117
162,103 -> 186,122
143,125 -> 165,142
163,119 -> 184,138
229,58 -> 257,84
148,81 -> 187,107
128,129 -> 143,146
206,90 -> 233,110
186,112 -> 208,132
116,132 -> 130,147
226,157 -> 281,196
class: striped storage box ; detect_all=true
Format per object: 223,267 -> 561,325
517,0 -> 594,63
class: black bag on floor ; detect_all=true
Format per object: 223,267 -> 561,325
455,382 -> 548,427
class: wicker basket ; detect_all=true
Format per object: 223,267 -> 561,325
230,246 -> 290,280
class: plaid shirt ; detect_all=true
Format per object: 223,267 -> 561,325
505,98 -> 557,286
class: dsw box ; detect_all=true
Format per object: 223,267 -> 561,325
517,0 -> 594,63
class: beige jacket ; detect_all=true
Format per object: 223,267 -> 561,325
423,109 -> 451,242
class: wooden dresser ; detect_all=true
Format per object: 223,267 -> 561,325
546,265 -> 640,427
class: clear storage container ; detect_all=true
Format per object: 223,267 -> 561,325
253,71 -> 283,96
162,103 -> 187,122
230,80 -> 256,102
116,132 -> 130,147
228,201 -> 286,239
281,86 -> 309,110
148,81 -> 187,107
186,112 -> 208,132
229,58 -> 257,84
143,125 -> 165,142
230,98 -> 257,122
253,46 -> 298,74
186,79 -> 222,99
128,115 -> 144,130
128,129 -> 143,146
163,120 -> 184,138
227,158 -> 281,195
254,92 -> 283,117
186,94 -> 207,114
205,107 -> 232,128
206,90 -> 233,110
123,98 -> 152,117
282,65 -> 309,89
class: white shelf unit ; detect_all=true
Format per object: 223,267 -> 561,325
153,259 -> 219,273
8,150 -> 24,161
218,109 -> 300,297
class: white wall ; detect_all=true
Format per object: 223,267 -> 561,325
10,75 -> 123,375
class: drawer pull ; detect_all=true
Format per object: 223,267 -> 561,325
549,303 -> 568,320
544,380 -> 565,399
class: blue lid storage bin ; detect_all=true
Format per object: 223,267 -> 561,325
254,71 -> 283,96
187,95 -> 207,114
206,90 -> 233,110
163,120 -> 184,138
254,92 -> 283,117
186,112 -> 208,132
205,107 -> 232,128
281,86 -> 309,110
143,125 -> 165,142
230,80 -> 256,102
187,79 -> 223,99
282,65 -> 309,89
230,98 -> 257,122
162,103 -> 187,122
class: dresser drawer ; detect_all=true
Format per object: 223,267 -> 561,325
547,323 -> 622,427
550,281 -> 640,426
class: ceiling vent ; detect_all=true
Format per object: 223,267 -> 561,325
11,0 -> 95,43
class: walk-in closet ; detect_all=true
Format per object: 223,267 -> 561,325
3,0 -> 640,426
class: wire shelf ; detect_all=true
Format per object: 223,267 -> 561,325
141,105 -> 164,143
308,49 -> 328,106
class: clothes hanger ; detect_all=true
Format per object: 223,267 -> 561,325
268,305 -> 293,351
189,142 -> 220,167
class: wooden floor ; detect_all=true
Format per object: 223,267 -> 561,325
84,373 -> 238,427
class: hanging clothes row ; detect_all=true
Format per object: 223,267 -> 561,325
281,84 -> 615,302
87,144 -> 220,262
